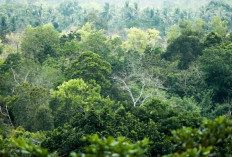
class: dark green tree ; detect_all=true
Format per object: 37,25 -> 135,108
204,32 -> 222,47
8,83 -> 53,131
199,47 -> 232,103
34,105 -> 54,131
163,35 -> 203,69
66,51 -> 111,89
43,98 -> 202,156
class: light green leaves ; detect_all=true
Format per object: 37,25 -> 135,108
211,16 -> 228,37
73,134 -> 150,157
123,27 -> 161,53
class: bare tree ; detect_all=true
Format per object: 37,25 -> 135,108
112,53 -> 165,107
10,60 -> 61,92
0,103 -> 14,127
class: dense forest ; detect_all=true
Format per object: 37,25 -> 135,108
1,0 -> 232,156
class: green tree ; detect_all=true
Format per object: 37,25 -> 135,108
163,35 -> 203,69
73,134 -> 150,157
43,98 -> 202,156
210,16 -> 228,37
0,16 -> 9,42
78,23 -> 110,59
166,25 -> 180,42
123,27 -> 161,53
168,117 -> 232,156
199,47 -> 232,102
59,40 -> 80,57
66,51 -> 111,89
58,0 -> 81,17
50,79 -> 114,126
204,32 -> 222,47
5,58 -> 63,90
8,83 -> 53,131
100,2 -> 113,25
77,23 -> 94,42
0,134 -> 51,157
34,105 -> 54,131
0,39 -> 3,55
164,63 -> 206,98
0,53 -> 21,95
21,24 -> 59,63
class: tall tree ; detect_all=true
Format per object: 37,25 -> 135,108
112,52 -> 164,107
163,35 -> 203,69
8,83 -> 53,131
21,24 -> 59,63
50,79 -> 114,126
66,51 -> 111,89
199,46 -> 232,103
0,40 -> 3,55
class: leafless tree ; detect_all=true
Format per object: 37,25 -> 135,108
0,103 -> 14,127
10,60 -> 61,92
112,53 -> 165,107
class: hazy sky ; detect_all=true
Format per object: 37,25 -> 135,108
1,0 -> 231,9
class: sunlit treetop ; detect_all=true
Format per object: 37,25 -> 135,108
123,27 -> 161,53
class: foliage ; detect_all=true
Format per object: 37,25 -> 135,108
122,28 -> 161,53
72,134 -> 150,157
169,117 -> 232,156
210,16 -> 228,37
7,83 -> 54,131
164,147 -> 212,157
199,46 -> 232,102
204,32 -> 222,47
0,134 -> 51,157
163,35 -> 203,69
0,40 -> 3,55
21,25 -> 59,63
66,51 -> 111,89
77,25 -> 111,60
50,78 -> 114,126
1,1 -> 232,157
112,51 -> 165,107
42,98 -> 202,156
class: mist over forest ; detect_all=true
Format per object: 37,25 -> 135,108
1,0 -> 232,157
0,0 -> 214,6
